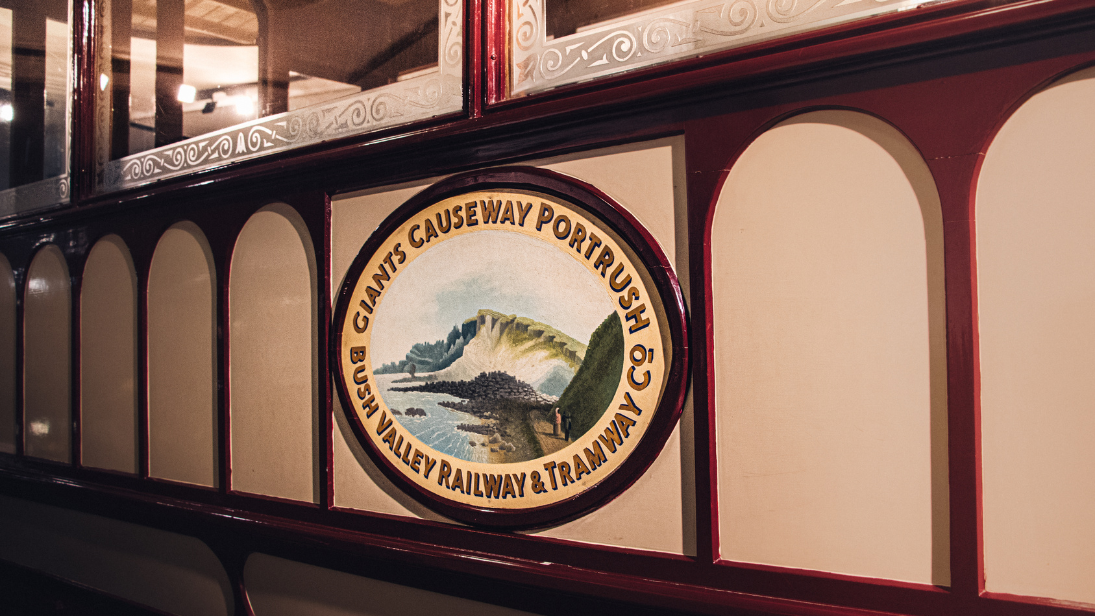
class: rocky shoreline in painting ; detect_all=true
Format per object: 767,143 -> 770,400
393,371 -> 552,460
378,309 -> 625,463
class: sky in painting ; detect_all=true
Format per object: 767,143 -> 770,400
371,230 -> 616,366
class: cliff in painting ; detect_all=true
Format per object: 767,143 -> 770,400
381,309 -> 623,464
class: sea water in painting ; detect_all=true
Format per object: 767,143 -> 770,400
371,230 -> 624,464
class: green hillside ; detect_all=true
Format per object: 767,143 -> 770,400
555,312 -> 624,439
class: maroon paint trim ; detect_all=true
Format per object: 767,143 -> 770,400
330,167 -> 690,529
13,255 -> 25,458
222,220 -> 233,494
320,193 -> 335,510
72,0 -> 96,205
136,243 -> 151,479
0,9 -> 1094,616
485,0 -> 505,106
5,466 -> 1095,616
70,250 -> 84,468
468,0 -> 484,119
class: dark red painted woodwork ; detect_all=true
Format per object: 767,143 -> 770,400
0,1 -> 1093,615
0,559 -> 174,616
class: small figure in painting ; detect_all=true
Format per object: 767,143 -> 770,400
563,413 -> 573,442
553,406 -> 562,438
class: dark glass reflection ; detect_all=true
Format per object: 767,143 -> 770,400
546,0 -> 682,39
108,0 -> 440,159
0,0 -> 71,191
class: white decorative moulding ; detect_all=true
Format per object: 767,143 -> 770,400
97,0 -> 463,193
510,0 -> 932,97
0,176 -> 71,219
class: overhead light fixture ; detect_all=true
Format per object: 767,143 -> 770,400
0,104 -> 12,122
235,96 -> 254,116
177,84 -> 196,103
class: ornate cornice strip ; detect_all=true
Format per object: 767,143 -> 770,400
0,175 -> 71,220
98,0 -> 463,193
510,0 -> 932,96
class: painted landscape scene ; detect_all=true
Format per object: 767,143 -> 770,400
370,231 -> 625,464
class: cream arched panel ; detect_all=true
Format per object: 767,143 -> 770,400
0,254 -> 15,454
977,66 -> 1095,606
148,223 -> 217,487
24,245 -> 72,463
81,236 -> 138,473
711,110 -> 948,584
229,204 -> 317,503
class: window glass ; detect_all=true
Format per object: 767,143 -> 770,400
545,0 -> 678,39
511,0 -> 940,97
98,0 -> 461,191
0,1 -> 72,214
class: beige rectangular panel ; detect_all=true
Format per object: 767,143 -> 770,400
977,68 -> 1095,606
246,553 -> 534,616
81,237 -> 139,473
24,245 -> 71,463
711,113 -> 947,584
332,178 -> 440,519
148,223 -> 218,487
229,205 -> 318,502
330,137 -> 693,555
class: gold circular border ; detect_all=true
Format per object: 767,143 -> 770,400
339,189 -> 671,511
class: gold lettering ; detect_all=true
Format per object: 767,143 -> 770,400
371,263 -> 390,290
423,218 -> 439,243
438,460 -> 452,488
535,203 -> 554,231
558,461 -> 574,486
382,427 -> 398,450
436,210 -> 452,233
614,412 -> 638,438
626,304 -> 651,333
572,453 -> 591,480
375,411 -> 392,436
609,264 -> 631,292
516,201 -> 533,226
542,461 -> 559,490
482,199 -> 501,223
585,442 -> 607,470
593,245 -> 614,276
499,201 -> 515,225
553,215 -> 572,240
619,391 -> 644,414
584,234 -> 602,259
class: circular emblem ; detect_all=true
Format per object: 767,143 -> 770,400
332,168 -> 688,528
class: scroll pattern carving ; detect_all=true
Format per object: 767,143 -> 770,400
99,0 -> 463,192
0,176 -> 70,219
510,0 -> 923,96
